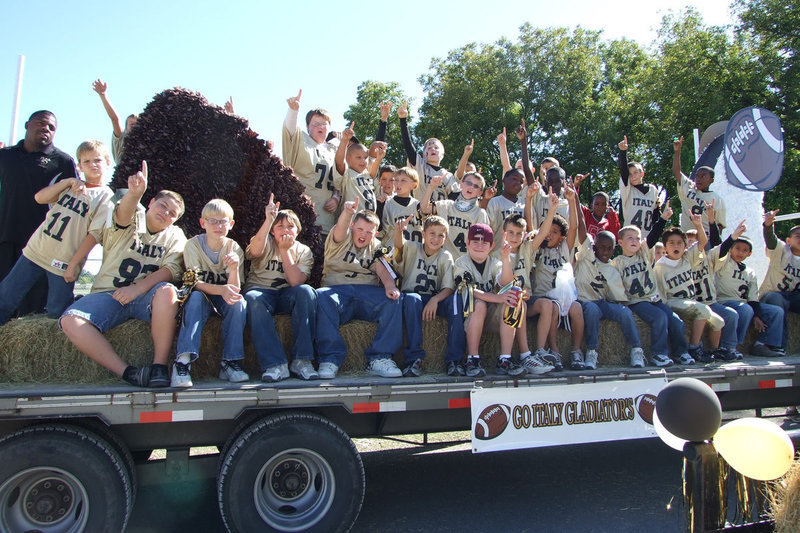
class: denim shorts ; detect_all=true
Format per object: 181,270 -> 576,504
60,282 -> 168,333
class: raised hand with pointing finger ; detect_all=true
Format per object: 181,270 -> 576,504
287,89 -> 302,111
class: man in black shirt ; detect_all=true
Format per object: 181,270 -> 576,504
0,110 -> 78,316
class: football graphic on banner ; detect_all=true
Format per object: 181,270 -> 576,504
723,107 -> 784,191
474,404 -> 511,440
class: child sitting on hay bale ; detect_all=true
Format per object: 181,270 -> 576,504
60,161 -> 187,388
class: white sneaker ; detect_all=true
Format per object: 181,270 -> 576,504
171,362 -> 192,388
318,362 -> 339,379
219,360 -> 250,382
367,358 -> 402,378
523,349 -> 555,375
261,363 -> 289,383
630,347 -> 645,368
676,353 -> 696,365
584,350 -> 599,370
290,359 -> 319,380
650,353 -> 674,368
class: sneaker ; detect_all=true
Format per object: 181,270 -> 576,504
368,358 -> 402,378
523,349 -> 555,375
584,350 -> 599,370
769,345 -> 786,356
403,358 -> 423,377
464,357 -> 486,378
569,350 -> 585,370
731,349 -> 744,360
650,353 -> 674,368
171,362 -> 193,388
219,360 -> 250,382
290,359 -> 319,380
261,363 -> 289,383
123,365 -> 152,387
630,348 -> 645,368
496,357 -> 526,376
446,361 -> 465,377
544,349 -> 564,371
318,362 -> 339,379
688,345 -> 711,363
676,353 -> 696,365
149,364 -> 170,387
712,348 -> 736,362
750,343 -> 783,358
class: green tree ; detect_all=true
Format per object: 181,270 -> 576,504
342,81 -> 410,166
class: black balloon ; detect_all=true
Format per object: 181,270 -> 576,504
655,378 -> 722,443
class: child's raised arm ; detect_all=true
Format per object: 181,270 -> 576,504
369,141 -> 387,179
397,100 -> 418,165
646,202 -> 673,249
690,212 -> 708,249
334,122 -> 355,175
115,161 -> 148,227
564,178 -> 579,249
672,136 -> 686,184
420,175 -> 443,215
248,193 -> 279,259
393,214 -> 413,263
455,139 -> 474,180
92,79 -> 123,138
517,120 -> 536,187
618,135 -> 630,185
284,89 -> 302,136
524,180 -> 540,231
34,178 -> 84,205
498,127 -> 511,176
529,190 -> 559,250
376,101 -> 391,142
332,198 -> 359,244
763,209 -> 780,250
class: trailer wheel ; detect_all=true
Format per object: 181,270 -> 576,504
0,424 -> 133,533
218,411 -> 364,533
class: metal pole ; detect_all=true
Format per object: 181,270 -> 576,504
693,128 -> 701,163
9,54 -> 25,145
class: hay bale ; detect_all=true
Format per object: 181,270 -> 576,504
769,459 -> 800,532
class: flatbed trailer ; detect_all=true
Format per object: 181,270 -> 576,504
0,355 -> 797,532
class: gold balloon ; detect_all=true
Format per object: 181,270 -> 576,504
713,418 -> 795,481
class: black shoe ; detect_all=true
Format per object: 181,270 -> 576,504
496,357 -> 526,376
123,365 -> 151,387
403,358 -> 423,377
689,345 -> 712,363
712,348 -> 736,362
544,350 -> 563,371
446,361 -> 465,377
464,357 -> 486,378
149,364 -> 170,388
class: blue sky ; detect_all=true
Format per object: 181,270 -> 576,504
1,0 -> 735,170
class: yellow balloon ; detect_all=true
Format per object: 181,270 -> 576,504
713,417 -> 795,481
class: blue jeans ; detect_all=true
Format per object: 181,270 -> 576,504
580,300 -> 641,350
628,301 -> 688,356
0,255 -> 75,324
401,292 -> 464,363
759,291 -> 798,347
60,282 -> 168,332
315,284 -> 402,366
719,300 -> 783,347
245,285 -> 317,369
177,291 -> 246,362
708,302 -> 739,350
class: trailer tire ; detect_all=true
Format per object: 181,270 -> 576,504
0,424 -> 133,533
218,411 -> 364,533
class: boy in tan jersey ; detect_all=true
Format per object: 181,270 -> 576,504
60,161 -> 187,388
452,224 -> 521,378
574,191 -> 644,370
0,140 -> 113,324
612,203 -> 690,368
759,209 -> 800,352
421,171 -> 489,258
618,136 -> 660,241
315,198 -> 403,378
172,199 -> 247,388
673,136 -> 725,235
283,89 -> 339,234
654,218 -> 729,363
381,167 -> 422,247
333,122 -> 380,213
711,220 -> 784,358
245,195 -> 318,382
392,215 -> 459,376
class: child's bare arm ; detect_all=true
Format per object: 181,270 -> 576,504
517,120 -> 536,186
393,215 -> 413,262
248,194 -> 279,259
690,212 -> 708,249
335,123 -> 355,175
672,136 -> 685,184
455,139 -> 474,180
497,128 -> 512,176
34,178 -> 83,205
64,234 -> 97,283
369,141 -> 387,179
284,89 -> 302,136
529,191 -> 559,249
115,161 -> 148,226
332,198 -> 359,244
92,79 -> 123,138
420,175 -> 442,215
564,179 -> 579,249
376,260 -> 400,300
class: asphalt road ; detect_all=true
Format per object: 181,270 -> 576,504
127,434 -> 687,532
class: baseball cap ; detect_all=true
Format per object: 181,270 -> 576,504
468,223 -> 493,243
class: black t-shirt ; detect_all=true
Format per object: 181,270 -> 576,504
0,141 -> 78,246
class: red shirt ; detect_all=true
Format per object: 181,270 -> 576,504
581,204 -> 621,238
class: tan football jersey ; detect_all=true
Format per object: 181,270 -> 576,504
282,126 -> 338,233
574,236 -> 628,302
23,185 -> 113,276
90,204 -> 186,293
532,240 -> 573,298
245,237 -> 313,291
654,246 -> 703,303
411,160 -> 460,202
394,241 -> 454,295
619,178 -> 659,241
453,254 -> 502,293
709,246 -> 759,302
491,237 -> 537,292
612,244 -> 661,304
677,175 -> 725,232
692,253 -> 717,303
334,165 -> 377,214
759,242 -> 800,295
183,235 -> 244,287
321,230 -> 380,286
487,195 -> 525,245
432,199 -> 489,258
532,188 -> 570,228
381,197 -> 422,247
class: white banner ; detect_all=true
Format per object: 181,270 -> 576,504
471,377 -> 668,453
